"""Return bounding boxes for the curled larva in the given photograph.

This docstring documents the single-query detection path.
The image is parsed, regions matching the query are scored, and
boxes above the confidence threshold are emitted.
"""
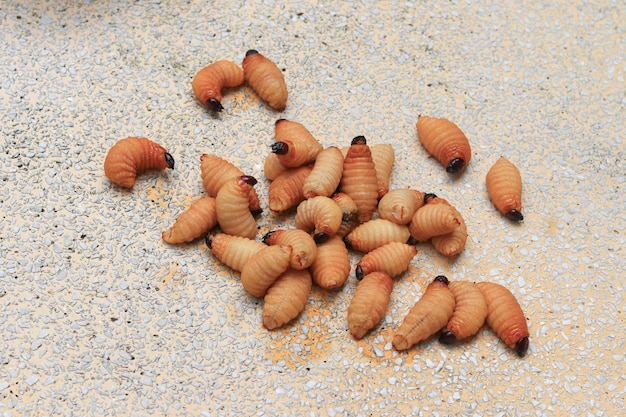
[408,203,461,242]
[263,152,288,181]
[191,60,244,112]
[200,153,261,215]
[104,137,175,189]
[241,245,292,298]
[263,229,317,270]
[424,194,468,257]
[302,146,344,199]
[439,281,488,345]
[309,235,351,290]
[392,275,456,351]
[268,164,313,214]
[242,49,288,111]
[331,192,359,238]
[477,281,530,357]
[347,271,394,340]
[271,139,311,168]
[416,115,471,173]
[162,197,218,244]
[294,196,343,243]
[205,233,266,272]
[377,188,425,225]
[370,143,395,199]
[215,175,259,239]
[486,156,524,221]
[263,268,312,330]
[343,218,411,253]
[355,242,417,280]
[340,136,379,223]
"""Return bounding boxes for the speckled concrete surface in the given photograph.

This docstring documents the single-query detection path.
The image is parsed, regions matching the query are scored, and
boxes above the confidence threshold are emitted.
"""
[0,1,624,416]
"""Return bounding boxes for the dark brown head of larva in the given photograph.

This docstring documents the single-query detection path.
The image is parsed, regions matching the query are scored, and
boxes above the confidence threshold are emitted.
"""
[516,336,529,357]
[313,232,329,244]
[423,193,438,204]
[355,265,365,280]
[433,275,449,286]
[261,231,275,244]
[270,142,289,155]
[205,233,215,249]
[446,158,466,173]
[164,153,175,169]
[239,175,257,186]
[206,98,224,113]
[438,329,457,345]
[351,136,367,146]
[245,49,259,57]
[506,209,524,222]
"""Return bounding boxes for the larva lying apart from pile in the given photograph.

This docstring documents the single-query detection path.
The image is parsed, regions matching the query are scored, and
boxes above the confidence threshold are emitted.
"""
[240,245,292,298]
[343,218,411,253]
[200,153,261,215]
[242,49,288,111]
[486,156,524,221]
[355,241,417,280]
[424,194,468,257]
[408,203,462,242]
[162,197,218,244]
[439,281,488,345]
[417,115,471,174]
[331,192,359,238]
[104,137,175,189]
[392,275,456,351]
[377,188,425,225]
[205,233,266,272]
[302,146,344,199]
[340,136,379,223]
[370,143,395,199]
[215,176,259,239]
[268,164,314,213]
[263,268,312,330]
[263,229,317,270]
[477,282,530,357]
[309,235,351,290]
[294,196,343,243]
[347,271,394,339]
[272,119,323,168]
[191,60,244,112]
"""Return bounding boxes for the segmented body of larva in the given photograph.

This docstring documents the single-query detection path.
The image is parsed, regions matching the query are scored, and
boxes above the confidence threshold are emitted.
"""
[377,189,425,225]
[271,139,312,168]
[241,245,293,298]
[294,196,343,243]
[347,271,394,339]
[205,233,266,272]
[302,147,344,199]
[242,49,288,111]
[343,218,411,253]
[416,115,471,173]
[340,136,379,223]
[104,137,175,189]
[392,276,456,351]
[263,268,312,330]
[263,229,317,270]
[331,192,359,238]
[486,156,524,221]
[355,241,417,280]
[215,176,259,239]
[439,281,488,344]
[268,164,314,213]
[191,60,244,112]
[408,203,461,242]
[263,152,288,181]
[162,197,218,244]
[370,143,395,199]
[477,282,530,357]
[424,194,468,257]
[200,153,261,215]
[309,235,351,290]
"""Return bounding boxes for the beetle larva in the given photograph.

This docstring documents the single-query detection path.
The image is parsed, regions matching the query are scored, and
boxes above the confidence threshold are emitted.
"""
[377,188,425,225]
[347,271,394,340]
[294,196,343,243]
[162,197,218,244]
[408,203,462,242]
[200,153,261,215]
[268,164,313,214]
[263,268,312,330]
[191,60,244,112]
[104,137,175,189]
[309,235,351,290]
[477,281,530,357]
[416,115,471,173]
[343,218,411,253]
[355,241,417,280]
[205,233,266,272]
[263,152,288,181]
[215,175,259,239]
[370,143,395,199]
[486,156,524,221]
[263,229,317,270]
[242,49,288,111]
[392,275,456,351]
[331,192,359,238]
[424,194,468,257]
[439,280,488,345]
[302,146,344,199]
[339,136,379,223]
[273,119,323,166]
[241,244,293,298]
